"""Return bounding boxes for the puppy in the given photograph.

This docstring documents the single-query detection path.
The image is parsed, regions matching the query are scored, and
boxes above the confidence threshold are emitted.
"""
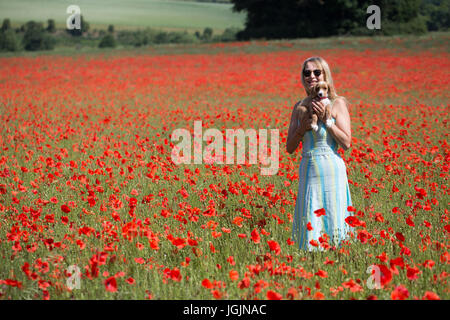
[297,81,331,131]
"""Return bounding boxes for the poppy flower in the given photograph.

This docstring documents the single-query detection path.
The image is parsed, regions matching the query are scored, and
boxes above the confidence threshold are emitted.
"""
[267,240,281,255]
[391,285,409,300]
[422,291,440,300]
[267,290,282,300]
[251,228,260,244]
[314,208,326,217]
[376,264,393,287]
[202,278,213,289]
[104,276,117,292]
[229,270,239,281]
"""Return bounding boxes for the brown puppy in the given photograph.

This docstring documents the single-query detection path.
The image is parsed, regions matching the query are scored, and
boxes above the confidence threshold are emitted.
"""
[297,81,331,131]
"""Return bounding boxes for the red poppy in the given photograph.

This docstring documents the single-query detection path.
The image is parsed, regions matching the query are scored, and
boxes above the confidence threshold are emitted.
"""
[422,291,440,300]
[376,264,393,287]
[391,285,409,300]
[238,277,250,289]
[267,240,281,255]
[104,276,117,292]
[345,216,362,227]
[229,270,239,281]
[314,208,326,217]
[309,240,319,247]
[251,228,260,244]
[406,266,421,280]
[395,232,405,242]
[315,269,328,278]
[267,290,282,300]
[202,278,213,289]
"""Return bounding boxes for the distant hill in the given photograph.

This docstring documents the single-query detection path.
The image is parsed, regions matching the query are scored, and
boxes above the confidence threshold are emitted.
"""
[0,0,245,32]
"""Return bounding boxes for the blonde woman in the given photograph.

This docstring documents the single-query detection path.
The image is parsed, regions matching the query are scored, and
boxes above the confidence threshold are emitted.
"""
[286,56,353,251]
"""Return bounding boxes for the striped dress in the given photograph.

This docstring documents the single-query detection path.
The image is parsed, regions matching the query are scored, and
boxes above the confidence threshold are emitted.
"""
[292,115,353,251]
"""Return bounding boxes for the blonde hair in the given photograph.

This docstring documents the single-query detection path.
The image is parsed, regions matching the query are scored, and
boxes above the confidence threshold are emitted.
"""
[301,56,338,100]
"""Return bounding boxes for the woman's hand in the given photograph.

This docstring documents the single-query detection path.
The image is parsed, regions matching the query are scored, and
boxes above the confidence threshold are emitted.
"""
[325,98,352,150]
[296,109,312,134]
[311,99,329,122]
[286,101,312,154]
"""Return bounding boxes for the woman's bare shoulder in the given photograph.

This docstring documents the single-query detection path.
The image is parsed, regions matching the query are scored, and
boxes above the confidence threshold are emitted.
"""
[332,96,349,110]
[332,96,349,107]
[331,96,350,118]
[292,98,307,110]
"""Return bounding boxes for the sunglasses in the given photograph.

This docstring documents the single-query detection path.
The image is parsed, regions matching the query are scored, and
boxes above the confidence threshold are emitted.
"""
[303,69,322,77]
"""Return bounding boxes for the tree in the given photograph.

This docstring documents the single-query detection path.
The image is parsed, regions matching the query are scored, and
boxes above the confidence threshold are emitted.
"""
[230,0,429,39]
[22,21,55,51]
[0,29,19,52]
[421,0,450,31]
[99,33,116,48]
[202,27,213,41]
[67,14,89,36]
[1,18,11,32]
[47,19,56,33]
[108,25,115,33]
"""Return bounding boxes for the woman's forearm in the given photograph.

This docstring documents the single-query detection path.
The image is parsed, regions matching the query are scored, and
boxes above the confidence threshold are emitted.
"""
[327,123,351,150]
[286,127,305,154]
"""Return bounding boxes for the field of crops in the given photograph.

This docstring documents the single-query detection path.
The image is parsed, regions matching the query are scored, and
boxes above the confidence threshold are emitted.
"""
[0,33,449,300]
[0,0,245,32]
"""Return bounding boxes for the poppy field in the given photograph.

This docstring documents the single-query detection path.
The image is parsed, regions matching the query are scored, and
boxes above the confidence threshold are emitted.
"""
[0,35,449,300]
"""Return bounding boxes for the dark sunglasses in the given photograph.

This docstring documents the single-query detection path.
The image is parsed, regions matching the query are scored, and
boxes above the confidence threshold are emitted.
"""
[303,69,322,77]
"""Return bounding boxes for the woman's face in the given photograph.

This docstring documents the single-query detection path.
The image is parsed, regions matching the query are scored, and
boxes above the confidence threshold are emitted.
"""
[303,61,325,92]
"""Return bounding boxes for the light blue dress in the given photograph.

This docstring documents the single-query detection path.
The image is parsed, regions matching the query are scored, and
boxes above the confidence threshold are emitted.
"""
[292,116,353,251]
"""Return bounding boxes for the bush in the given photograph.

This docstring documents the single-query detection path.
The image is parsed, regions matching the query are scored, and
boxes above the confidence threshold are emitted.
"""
[202,27,213,41]
[217,27,239,42]
[117,28,158,46]
[165,31,197,44]
[421,0,450,31]
[47,19,56,33]
[115,28,199,47]
[22,21,55,51]
[67,14,89,37]
[98,33,116,48]
[0,29,19,52]
[1,18,11,32]
[381,16,428,35]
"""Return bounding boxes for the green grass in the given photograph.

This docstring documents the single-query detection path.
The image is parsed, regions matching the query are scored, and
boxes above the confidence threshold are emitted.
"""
[0,32,448,301]
[1,31,448,59]
[0,0,246,32]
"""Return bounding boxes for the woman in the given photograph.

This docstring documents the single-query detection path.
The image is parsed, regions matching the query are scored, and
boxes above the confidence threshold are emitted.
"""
[286,56,353,251]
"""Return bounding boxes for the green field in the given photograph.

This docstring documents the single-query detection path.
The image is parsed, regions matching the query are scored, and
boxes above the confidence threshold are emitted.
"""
[0,0,246,32]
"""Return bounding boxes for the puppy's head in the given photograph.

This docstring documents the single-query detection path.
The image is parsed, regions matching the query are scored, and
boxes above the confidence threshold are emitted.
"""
[311,81,329,99]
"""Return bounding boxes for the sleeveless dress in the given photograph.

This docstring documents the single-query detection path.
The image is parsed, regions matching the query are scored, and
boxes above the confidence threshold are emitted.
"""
[292,113,353,251]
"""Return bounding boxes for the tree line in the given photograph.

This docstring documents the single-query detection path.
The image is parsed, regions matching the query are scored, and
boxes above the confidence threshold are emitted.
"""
[230,0,449,39]
[0,17,240,52]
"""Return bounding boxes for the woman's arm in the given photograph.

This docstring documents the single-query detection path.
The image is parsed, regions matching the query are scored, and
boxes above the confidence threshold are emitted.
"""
[325,97,352,150]
[286,101,312,154]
